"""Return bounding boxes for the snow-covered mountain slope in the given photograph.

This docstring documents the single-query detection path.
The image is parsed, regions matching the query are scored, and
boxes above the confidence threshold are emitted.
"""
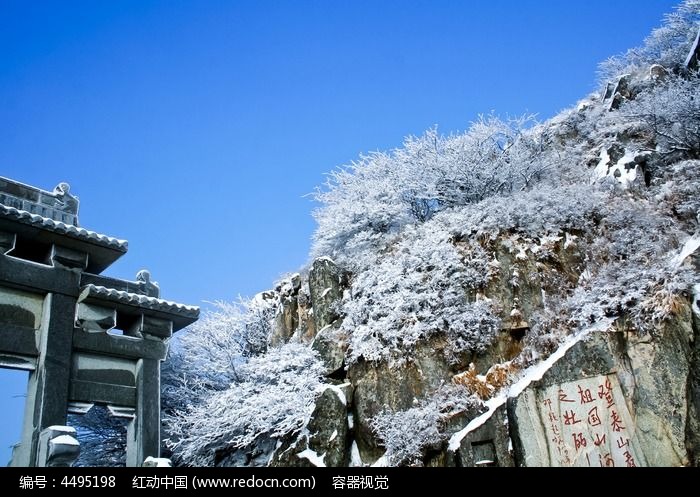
[162,1,700,467]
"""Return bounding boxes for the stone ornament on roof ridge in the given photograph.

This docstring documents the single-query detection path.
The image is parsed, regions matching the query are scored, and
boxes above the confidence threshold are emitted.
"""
[0,176,80,225]
[136,269,160,298]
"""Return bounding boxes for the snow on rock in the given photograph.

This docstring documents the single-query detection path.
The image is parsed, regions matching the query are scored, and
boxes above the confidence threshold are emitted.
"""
[593,147,648,187]
[297,448,326,467]
[673,235,700,268]
[349,441,364,467]
[563,232,578,250]
[371,453,389,467]
[329,429,338,442]
[320,384,348,406]
[593,147,611,179]
[447,318,614,452]
[576,100,592,112]
[142,456,173,467]
[613,149,640,184]
[692,284,700,319]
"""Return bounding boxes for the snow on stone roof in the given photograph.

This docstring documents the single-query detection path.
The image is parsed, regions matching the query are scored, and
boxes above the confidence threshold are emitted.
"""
[0,204,128,251]
[79,284,200,319]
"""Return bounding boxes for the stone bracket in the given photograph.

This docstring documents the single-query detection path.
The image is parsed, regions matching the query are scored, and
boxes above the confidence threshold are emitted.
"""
[37,426,80,467]
[139,314,172,340]
[51,245,88,270]
[0,231,16,254]
[75,302,117,333]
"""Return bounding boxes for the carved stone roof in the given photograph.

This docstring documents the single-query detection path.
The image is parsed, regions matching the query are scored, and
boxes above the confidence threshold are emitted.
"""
[0,205,128,251]
[0,176,79,225]
[79,284,200,320]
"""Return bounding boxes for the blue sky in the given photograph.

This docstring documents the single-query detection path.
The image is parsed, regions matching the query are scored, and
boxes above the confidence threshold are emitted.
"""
[0,0,679,464]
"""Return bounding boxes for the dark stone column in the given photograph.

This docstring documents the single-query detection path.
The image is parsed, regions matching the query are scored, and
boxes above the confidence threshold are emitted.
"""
[12,293,74,466]
[126,358,160,466]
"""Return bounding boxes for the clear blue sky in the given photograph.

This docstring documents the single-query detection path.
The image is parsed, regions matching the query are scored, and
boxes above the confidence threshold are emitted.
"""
[0,0,679,464]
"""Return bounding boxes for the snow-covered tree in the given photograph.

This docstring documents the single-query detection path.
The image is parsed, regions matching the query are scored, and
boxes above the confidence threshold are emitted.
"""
[599,0,700,79]
[312,115,555,270]
[162,295,276,411]
[372,384,477,465]
[69,407,128,467]
[620,74,700,159]
[165,343,324,466]
[342,220,500,365]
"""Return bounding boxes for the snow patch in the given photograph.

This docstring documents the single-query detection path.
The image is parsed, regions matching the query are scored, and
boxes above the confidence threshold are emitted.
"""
[297,448,326,467]
[684,28,700,67]
[673,235,700,268]
[349,441,363,467]
[143,456,172,467]
[329,430,338,442]
[371,453,389,467]
[51,435,79,446]
[593,147,648,187]
[323,384,348,406]
[564,232,578,250]
[538,235,562,246]
[576,100,592,112]
[47,425,76,435]
[593,147,611,179]
[692,284,700,320]
[609,149,640,186]
[321,287,332,298]
[447,318,614,452]
[251,291,272,306]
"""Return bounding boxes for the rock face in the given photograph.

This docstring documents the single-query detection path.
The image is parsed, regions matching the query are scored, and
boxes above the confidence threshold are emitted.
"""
[269,275,301,347]
[688,290,700,466]
[306,386,350,467]
[308,257,345,334]
[608,74,633,110]
[311,322,348,376]
[270,385,350,467]
[507,305,696,467]
[249,235,699,467]
[685,27,700,71]
[455,405,514,467]
[348,336,458,462]
[269,259,347,349]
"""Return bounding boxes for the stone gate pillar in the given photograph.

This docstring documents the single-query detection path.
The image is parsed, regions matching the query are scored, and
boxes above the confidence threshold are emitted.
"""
[126,358,160,466]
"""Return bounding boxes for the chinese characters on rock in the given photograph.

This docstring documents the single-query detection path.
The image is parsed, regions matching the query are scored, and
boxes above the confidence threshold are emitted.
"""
[540,375,639,467]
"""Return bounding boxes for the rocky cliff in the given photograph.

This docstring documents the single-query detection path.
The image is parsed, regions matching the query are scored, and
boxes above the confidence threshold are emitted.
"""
[219,231,698,467]
[164,6,700,467]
